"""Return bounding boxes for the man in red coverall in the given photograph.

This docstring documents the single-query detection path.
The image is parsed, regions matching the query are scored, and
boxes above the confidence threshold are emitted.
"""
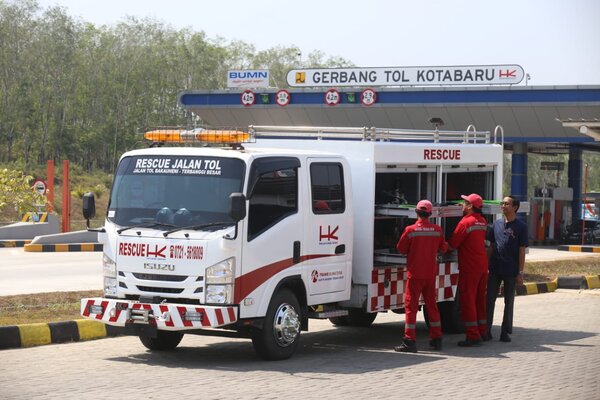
[448,193,489,347]
[394,200,448,353]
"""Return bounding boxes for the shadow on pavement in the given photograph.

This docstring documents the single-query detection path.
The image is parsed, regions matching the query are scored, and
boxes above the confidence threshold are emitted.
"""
[106,319,597,374]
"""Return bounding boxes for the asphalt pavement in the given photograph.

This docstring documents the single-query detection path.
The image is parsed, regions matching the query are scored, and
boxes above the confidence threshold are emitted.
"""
[0,290,598,399]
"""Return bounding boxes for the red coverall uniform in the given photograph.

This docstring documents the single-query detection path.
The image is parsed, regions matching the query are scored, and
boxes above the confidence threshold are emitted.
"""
[448,213,489,340]
[396,219,448,342]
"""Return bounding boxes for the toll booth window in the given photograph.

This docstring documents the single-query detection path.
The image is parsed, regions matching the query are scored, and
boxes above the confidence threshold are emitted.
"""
[248,168,298,240]
[310,163,345,214]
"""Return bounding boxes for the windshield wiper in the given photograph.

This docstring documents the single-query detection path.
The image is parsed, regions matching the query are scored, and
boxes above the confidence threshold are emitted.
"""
[163,222,234,237]
[117,221,177,234]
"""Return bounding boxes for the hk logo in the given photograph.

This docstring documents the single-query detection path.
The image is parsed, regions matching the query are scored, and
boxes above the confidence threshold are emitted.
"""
[311,270,319,283]
[319,225,339,241]
[147,245,166,258]
[499,69,517,78]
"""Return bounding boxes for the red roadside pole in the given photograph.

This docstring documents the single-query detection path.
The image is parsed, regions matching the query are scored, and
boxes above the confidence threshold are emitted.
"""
[47,160,54,212]
[62,160,70,233]
[581,163,588,246]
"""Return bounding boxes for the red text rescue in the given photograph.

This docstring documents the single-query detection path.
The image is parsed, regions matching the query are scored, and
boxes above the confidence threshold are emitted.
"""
[423,149,461,160]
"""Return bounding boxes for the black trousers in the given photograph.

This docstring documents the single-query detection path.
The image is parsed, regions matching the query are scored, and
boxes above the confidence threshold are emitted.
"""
[486,272,516,335]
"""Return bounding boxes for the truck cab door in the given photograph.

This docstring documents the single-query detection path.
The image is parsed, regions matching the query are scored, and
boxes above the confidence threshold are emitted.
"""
[304,159,352,300]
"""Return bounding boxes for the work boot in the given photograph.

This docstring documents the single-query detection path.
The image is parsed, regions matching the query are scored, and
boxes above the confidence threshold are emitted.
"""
[429,338,443,351]
[394,338,417,353]
[457,338,482,347]
[500,333,511,342]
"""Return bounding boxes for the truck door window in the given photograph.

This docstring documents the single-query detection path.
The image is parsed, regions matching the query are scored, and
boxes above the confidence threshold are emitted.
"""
[248,167,298,240]
[310,163,345,214]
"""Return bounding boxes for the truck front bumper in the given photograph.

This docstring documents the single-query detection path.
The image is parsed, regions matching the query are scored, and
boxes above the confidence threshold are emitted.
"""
[81,298,237,330]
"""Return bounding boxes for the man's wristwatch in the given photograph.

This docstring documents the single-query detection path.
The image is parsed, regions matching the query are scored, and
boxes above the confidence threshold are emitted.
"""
[518,271,524,275]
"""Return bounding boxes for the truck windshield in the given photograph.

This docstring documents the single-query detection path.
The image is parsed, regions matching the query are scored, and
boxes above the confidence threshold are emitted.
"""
[108,155,245,228]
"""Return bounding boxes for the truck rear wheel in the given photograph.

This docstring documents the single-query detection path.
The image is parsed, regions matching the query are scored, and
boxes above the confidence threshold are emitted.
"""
[139,331,184,351]
[252,288,301,361]
[438,296,465,334]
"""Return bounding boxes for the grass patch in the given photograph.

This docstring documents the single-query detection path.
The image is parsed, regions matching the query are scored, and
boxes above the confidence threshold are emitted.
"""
[0,258,599,326]
[524,257,600,283]
[0,290,102,326]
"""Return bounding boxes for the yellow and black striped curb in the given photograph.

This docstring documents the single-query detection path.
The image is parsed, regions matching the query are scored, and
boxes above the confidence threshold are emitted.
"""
[557,245,600,253]
[556,274,600,290]
[515,281,558,296]
[0,240,31,248]
[24,243,103,252]
[0,320,124,350]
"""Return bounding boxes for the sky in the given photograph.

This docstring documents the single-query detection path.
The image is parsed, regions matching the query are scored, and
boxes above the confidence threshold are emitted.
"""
[36,0,600,86]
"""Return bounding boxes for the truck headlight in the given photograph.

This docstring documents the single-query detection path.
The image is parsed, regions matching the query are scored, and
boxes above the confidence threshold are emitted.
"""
[103,254,117,278]
[102,254,117,296]
[205,285,233,304]
[206,257,235,304]
[104,277,118,296]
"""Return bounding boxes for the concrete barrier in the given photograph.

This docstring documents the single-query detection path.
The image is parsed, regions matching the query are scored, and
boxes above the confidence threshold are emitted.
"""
[30,230,98,244]
[0,213,59,240]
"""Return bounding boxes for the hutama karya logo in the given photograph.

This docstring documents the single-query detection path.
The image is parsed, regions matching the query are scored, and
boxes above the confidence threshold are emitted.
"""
[311,270,319,283]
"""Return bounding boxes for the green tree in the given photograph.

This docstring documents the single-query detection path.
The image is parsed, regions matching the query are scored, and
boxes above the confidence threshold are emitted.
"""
[0,168,46,215]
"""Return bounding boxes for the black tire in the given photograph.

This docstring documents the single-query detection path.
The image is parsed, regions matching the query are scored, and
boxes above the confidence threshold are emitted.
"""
[252,288,301,361]
[139,330,184,351]
[346,308,377,327]
[328,316,349,326]
[438,296,465,334]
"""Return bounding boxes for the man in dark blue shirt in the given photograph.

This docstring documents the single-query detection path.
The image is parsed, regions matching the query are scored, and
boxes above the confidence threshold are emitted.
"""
[485,195,528,343]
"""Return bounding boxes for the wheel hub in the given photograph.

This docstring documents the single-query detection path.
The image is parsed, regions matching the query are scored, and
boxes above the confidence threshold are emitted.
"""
[272,303,300,347]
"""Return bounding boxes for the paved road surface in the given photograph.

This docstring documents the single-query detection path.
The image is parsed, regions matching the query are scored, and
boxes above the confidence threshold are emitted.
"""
[1,290,598,399]
[0,248,102,295]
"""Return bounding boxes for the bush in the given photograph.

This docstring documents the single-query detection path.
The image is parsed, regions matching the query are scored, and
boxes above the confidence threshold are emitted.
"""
[0,168,46,216]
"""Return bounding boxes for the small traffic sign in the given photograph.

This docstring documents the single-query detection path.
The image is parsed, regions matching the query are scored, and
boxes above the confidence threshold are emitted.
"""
[324,89,340,106]
[241,90,256,107]
[361,88,377,106]
[33,179,47,196]
[275,90,291,106]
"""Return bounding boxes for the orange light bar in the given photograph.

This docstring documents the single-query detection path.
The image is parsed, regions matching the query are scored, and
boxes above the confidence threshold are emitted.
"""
[144,129,250,144]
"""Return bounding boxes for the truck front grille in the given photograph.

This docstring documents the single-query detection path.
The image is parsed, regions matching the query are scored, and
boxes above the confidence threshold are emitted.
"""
[136,286,184,294]
[133,273,187,282]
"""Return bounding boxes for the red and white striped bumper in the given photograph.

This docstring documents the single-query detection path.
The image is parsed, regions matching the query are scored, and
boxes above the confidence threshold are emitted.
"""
[81,298,237,330]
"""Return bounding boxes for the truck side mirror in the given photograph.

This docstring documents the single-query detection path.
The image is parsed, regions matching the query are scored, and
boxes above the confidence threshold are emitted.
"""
[229,192,246,222]
[82,192,96,228]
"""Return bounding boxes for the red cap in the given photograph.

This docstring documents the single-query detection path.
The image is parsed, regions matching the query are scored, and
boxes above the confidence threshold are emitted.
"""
[416,199,433,213]
[314,200,330,211]
[461,193,483,208]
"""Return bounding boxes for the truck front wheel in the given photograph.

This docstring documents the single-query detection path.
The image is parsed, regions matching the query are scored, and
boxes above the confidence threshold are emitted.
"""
[252,288,301,361]
[346,308,377,327]
[139,331,184,351]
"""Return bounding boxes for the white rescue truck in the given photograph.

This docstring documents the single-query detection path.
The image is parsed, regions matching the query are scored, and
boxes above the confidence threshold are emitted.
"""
[81,125,522,360]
